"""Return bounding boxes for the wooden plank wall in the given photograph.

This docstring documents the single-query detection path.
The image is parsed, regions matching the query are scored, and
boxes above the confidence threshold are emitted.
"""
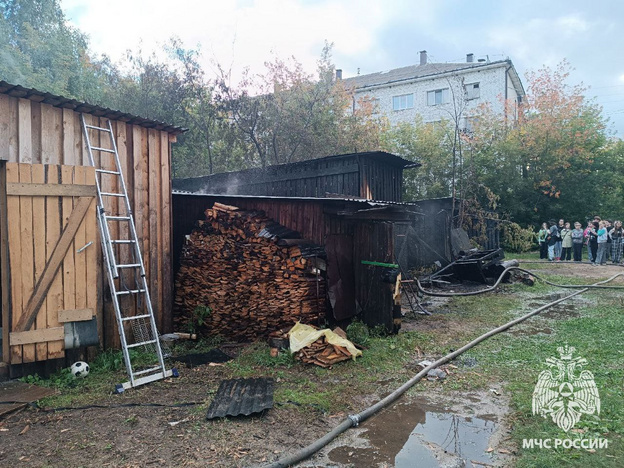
[0,95,174,354]
[353,221,395,330]
[173,154,405,201]
[171,194,398,331]
[359,160,402,202]
[4,163,97,364]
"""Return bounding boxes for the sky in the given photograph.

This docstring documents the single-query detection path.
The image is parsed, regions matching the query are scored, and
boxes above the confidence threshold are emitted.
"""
[61,0,624,137]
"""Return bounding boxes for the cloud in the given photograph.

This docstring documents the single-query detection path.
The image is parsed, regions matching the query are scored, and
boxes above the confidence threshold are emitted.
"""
[59,0,624,136]
[61,0,413,82]
[486,14,596,68]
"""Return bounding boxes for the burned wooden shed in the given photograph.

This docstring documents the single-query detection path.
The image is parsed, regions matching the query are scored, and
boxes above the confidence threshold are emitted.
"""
[173,193,415,334]
[0,81,184,377]
[409,197,500,265]
[173,151,420,202]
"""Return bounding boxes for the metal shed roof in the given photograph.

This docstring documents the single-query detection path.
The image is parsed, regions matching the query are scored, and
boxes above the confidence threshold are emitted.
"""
[172,190,416,207]
[0,80,187,135]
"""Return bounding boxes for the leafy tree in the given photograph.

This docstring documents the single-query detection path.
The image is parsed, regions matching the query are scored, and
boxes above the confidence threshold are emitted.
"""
[0,0,101,98]
[468,60,608,225]
[380,116,454,200]
[216,44,384,169]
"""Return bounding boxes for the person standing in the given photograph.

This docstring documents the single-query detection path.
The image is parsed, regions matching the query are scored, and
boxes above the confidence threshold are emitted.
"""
[584,221,595,263]
[588,221,599,263]
[561,222,573,261]
[571,222,584,262]
[610,220,624,264]
[547,220,559,261]
[554,219,565,261]
[605,220,613,261]
[595,221,608,265]
[538,222,549,259]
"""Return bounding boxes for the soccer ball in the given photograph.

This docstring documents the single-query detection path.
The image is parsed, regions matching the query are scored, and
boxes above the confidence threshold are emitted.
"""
[70,361,90,378]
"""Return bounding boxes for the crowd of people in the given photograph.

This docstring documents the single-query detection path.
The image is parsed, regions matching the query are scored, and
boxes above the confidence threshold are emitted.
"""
[537,217,624,265]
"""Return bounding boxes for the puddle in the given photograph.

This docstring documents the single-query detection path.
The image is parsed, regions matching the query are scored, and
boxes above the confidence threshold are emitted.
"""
[328,401,497,467]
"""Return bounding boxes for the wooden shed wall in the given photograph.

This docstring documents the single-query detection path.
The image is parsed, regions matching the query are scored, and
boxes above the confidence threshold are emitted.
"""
[0,94,174,350]
[172,194,398,330]
[173,154,406,202]
[359,159,403,202]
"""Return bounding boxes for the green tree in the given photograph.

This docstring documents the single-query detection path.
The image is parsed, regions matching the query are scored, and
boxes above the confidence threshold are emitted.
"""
[380,117,454,201]
[468,60,608,225]
[0,0,101,98]
[216,44,384,169]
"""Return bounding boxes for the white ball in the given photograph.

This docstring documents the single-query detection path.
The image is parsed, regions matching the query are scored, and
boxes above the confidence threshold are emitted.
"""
[70,361,90,378]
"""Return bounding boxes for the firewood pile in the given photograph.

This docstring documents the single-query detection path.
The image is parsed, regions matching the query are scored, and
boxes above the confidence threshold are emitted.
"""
[294,338,353,368]
[289,325,359,368]
[174,203,326,341]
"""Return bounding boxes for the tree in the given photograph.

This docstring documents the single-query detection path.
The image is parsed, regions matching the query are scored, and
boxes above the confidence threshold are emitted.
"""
[0,0,102,98]
[381,117,454,200]
[467,60,608,225]
[216,44,384,169]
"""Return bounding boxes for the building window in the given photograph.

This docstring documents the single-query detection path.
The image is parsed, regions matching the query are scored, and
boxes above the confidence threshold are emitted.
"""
[465,82,480,100]
[358,96,380,114]
[427,88,450,106]
[426,120,443,130]
[463,116,479,133]
[392,94,414,111]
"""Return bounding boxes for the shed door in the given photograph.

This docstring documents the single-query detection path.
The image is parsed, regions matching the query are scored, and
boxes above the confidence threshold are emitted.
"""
[2,163,97,365]
[326,235,356,321]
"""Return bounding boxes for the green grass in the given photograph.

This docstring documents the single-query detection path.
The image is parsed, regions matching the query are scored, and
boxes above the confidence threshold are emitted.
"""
[453,285,624,466]
[21,259,623,466]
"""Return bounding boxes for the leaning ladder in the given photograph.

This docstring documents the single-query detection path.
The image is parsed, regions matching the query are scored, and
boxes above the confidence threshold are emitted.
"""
[81,115,175,392]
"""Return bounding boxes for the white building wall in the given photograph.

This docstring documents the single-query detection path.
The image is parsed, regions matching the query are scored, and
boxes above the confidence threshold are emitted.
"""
[353,64,511,128]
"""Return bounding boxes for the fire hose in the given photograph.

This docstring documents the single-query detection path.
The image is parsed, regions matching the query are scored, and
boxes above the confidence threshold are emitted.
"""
[257,268,624,468]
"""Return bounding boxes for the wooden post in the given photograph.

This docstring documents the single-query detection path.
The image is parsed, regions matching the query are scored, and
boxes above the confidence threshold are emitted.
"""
[0,161,10,362]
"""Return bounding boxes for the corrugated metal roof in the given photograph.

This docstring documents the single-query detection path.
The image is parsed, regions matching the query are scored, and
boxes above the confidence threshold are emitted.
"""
[172,191,416,207]
[206,378,274,419]
[0,81,187,135]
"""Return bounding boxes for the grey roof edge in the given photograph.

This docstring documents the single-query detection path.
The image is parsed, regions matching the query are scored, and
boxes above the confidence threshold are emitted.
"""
[0,80,187,135]
[172,190,418,207]
[344,59,520,93]
[504,60,526,97]
[172,151,421,187]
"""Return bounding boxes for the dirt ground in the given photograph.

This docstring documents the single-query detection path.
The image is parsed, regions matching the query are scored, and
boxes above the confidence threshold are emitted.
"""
[0,260,621,468]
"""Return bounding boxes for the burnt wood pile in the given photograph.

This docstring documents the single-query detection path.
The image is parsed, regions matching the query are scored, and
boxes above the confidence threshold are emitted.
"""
[174,203,326,341]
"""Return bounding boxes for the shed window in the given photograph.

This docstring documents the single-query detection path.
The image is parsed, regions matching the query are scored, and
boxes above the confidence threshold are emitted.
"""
[392,94,414,111]
[427,88,450,106]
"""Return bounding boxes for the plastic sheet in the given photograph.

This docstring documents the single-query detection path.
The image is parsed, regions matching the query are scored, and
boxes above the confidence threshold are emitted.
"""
[288,322,362,359]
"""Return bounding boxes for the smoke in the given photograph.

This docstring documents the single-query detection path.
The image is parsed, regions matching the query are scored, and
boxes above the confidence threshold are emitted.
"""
[225,176,240,195]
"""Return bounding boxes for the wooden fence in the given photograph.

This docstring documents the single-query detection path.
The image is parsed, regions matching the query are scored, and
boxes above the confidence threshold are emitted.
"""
[1,162,97,364]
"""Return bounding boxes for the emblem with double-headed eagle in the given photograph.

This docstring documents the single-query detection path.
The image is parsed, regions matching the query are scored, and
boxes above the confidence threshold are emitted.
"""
[532,345,600,432]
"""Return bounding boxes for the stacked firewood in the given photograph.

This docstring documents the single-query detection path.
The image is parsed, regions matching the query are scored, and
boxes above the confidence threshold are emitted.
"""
[293,338,353,368]
[173,203,326,341]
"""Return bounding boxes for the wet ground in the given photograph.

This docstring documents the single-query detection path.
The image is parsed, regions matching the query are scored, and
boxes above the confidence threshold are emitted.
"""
[300,388,513,468]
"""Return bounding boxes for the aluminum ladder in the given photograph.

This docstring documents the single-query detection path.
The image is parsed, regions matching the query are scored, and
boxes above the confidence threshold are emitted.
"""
[80,115,176,392]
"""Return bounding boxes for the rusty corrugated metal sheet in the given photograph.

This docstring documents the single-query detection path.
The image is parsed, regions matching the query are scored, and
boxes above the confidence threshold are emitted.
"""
[206,378,274,419]
[0,80,186,135]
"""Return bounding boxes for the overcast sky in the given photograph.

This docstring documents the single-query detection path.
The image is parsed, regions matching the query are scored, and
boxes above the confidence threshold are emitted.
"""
[61,0,624,137]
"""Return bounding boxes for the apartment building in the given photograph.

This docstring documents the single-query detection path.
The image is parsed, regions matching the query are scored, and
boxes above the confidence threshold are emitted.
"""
[340,51,525,130]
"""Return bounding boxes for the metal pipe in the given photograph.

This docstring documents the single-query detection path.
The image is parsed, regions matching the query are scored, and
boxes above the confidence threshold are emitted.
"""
[257,271,624,468]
